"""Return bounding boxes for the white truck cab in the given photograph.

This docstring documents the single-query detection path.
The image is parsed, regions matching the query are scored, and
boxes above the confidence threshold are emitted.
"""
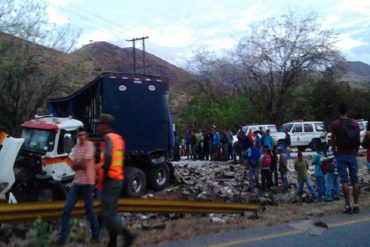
[1,115,83,201]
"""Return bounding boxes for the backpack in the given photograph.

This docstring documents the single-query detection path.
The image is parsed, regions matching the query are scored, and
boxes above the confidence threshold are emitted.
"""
[262,153,271,168]
[337,118,360,149]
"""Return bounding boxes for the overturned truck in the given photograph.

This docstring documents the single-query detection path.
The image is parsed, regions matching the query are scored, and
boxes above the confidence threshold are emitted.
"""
[1,73,175,201]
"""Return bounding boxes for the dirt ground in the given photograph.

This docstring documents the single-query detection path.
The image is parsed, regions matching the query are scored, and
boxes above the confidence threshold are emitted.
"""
[1,155,369,247]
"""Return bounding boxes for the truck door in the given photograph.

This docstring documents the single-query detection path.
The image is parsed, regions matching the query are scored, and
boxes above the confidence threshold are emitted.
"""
[292,124,303,146]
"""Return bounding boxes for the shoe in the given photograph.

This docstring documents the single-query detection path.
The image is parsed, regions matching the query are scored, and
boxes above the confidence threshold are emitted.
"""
[334,197,340,201]
[342,206,352,214]
[324,199,332,203]
[353,206,360,214]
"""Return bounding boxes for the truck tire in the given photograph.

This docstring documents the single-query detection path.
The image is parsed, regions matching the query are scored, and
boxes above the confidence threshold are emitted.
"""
[123,166,147,197]
[298,146,306,152]
[147,163,170,191]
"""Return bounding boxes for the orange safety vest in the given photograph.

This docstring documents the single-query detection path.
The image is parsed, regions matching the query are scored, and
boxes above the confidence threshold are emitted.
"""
[97,133,125,186]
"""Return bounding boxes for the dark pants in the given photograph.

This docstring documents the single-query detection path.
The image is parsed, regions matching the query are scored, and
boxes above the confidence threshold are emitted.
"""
[261,169,271,191]
[101,179,133,246]
[270,164,278,186]
[59,184,99,241]
[228,143,233,160]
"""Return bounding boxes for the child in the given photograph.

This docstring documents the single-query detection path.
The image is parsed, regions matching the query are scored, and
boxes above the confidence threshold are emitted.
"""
[260,147,272,191]
[294,152,317,201]
[312,147,325,202]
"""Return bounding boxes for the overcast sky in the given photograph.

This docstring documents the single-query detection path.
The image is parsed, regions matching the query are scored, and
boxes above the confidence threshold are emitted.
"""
[45,0,370,66]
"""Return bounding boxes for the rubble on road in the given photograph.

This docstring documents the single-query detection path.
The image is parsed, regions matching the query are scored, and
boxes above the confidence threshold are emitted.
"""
[172,161,300,205]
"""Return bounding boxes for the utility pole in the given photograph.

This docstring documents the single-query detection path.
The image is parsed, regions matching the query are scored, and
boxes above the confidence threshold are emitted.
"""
[126,36,149,74]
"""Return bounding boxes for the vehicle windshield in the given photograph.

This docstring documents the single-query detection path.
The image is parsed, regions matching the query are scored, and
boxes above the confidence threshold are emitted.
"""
[21,128,55,153]
[282,124,293,132]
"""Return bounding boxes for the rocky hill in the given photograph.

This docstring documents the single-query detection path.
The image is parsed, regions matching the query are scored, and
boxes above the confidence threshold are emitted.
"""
[73,42,194,115]
[332,61,370,87]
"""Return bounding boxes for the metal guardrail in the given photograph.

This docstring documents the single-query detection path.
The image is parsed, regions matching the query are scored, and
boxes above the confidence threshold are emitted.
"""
[0,198,260,223]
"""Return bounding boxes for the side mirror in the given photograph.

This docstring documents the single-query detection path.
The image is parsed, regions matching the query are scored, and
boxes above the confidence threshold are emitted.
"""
[63,134,73,154]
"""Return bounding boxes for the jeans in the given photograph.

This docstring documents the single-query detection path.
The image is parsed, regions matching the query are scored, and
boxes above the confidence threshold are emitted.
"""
[249,166,259,190]
[336,154,358,184]
[325,173,340,201]
[315,176,324,201]
[297,177,317,199]
[59,184,99,241]
[280,172,289,192]
[191,145,197,160]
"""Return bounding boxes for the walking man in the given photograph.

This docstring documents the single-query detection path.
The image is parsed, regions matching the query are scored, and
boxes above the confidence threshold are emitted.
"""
[330,103,361,214]
[97,114,135,247]
[57,128,100,245]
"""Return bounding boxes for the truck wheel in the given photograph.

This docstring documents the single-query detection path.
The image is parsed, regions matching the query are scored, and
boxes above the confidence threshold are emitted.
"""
[298,146,306,152]
[123,166,147,197]
[148,163,170,191]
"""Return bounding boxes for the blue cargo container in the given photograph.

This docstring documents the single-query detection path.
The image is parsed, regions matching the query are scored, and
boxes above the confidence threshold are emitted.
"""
[48,72,175,196]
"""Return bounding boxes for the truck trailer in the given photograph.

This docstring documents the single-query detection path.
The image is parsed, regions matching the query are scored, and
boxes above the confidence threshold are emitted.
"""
[0,72,175,201]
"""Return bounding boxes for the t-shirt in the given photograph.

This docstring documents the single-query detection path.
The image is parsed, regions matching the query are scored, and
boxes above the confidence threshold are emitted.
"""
[71,140,96,185]
[330,118,359,155]
[294,159,309,180]
[312,152,324,177]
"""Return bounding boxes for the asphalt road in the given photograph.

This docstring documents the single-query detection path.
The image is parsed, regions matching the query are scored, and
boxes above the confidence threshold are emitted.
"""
[153,210,370,247]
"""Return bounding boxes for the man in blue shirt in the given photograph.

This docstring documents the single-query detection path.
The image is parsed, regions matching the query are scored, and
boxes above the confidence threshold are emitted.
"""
[263,129,275,150]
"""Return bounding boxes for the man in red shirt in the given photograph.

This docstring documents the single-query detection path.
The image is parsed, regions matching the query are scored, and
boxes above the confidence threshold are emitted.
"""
[330,103,361,214]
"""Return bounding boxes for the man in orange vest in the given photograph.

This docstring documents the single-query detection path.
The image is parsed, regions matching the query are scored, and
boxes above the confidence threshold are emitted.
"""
[96,114,135,247]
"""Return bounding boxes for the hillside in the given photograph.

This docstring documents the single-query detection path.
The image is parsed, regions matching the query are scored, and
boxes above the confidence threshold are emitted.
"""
[73,42,194,115]
[332,61,370,87]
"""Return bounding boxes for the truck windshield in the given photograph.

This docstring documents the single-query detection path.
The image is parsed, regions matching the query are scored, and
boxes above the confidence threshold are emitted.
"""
[22,128,55,153]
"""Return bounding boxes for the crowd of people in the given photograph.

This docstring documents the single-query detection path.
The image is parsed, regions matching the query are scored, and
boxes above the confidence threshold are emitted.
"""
[178,103,370,214]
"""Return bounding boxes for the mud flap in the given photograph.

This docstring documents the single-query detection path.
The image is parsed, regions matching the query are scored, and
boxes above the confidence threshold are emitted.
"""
[0,134,24,196]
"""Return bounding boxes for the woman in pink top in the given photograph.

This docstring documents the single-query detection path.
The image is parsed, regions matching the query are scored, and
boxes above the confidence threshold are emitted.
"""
[57,129,100,245]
